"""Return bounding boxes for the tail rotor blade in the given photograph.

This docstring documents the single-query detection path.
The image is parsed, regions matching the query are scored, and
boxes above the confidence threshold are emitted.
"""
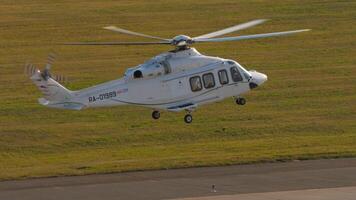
[47,53,56,64]
[45,53,56,70]
[54,74,68,84]
[31,64,36,75]
[24,64,38,77]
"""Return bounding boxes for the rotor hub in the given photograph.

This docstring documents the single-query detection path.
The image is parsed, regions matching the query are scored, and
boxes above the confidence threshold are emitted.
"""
[171,35,193,47]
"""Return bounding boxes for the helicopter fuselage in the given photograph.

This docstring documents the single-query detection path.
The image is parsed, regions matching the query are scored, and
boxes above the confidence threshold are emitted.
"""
[28,47,267,124]
[67,48,267,112]
[27,18,310,122]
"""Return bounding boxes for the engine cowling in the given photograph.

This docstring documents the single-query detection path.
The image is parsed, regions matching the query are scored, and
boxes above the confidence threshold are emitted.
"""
[125,61,171,80]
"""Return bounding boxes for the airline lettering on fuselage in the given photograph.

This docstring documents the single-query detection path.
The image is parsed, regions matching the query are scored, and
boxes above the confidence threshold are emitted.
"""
[116,88,128,94]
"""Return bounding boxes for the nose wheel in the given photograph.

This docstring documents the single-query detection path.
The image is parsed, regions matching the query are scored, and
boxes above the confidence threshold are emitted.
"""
[184,114,193,123]
[235,97,246,105]
[152,110,160,120]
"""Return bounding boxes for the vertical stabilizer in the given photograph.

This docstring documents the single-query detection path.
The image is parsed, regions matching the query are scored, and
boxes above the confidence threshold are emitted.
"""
[29,68,72,102]
[25,63,84,110]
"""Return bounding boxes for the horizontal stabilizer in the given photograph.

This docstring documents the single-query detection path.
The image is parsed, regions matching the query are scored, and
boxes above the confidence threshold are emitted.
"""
[38,98,85,110]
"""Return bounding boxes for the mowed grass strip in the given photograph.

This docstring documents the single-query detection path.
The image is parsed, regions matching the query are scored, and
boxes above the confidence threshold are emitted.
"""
[0,0,355,180]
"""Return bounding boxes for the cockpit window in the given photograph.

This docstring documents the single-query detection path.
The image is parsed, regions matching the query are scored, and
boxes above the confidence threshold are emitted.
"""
[190,76,202,92]
[227,60,236,65]
[230,67,243,82]
[242,71,251,80]
[237,64,252,80]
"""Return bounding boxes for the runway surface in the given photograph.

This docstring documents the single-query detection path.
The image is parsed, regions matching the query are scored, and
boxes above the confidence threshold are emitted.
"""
[1,158,356,200]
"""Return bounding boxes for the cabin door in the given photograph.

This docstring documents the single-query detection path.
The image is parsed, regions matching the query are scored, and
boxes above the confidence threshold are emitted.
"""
[169,77,187,99]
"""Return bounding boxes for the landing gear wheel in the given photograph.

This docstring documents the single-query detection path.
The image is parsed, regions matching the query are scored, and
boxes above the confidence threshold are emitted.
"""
[184,114,193,124]
[236,98,246,105]
[152,111,160,120]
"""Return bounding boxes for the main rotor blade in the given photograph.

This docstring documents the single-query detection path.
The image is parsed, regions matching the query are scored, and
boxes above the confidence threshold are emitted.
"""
[193,19,268,39]
[63,41,171,46]
[194,29,310,43]
[104,26,170,41]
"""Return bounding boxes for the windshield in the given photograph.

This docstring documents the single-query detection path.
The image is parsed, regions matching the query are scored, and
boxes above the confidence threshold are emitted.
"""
[237,64,252,80]
[227,60,252,80]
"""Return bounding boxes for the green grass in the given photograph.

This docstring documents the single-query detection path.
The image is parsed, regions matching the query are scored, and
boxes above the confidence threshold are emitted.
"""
[0,0,355,180]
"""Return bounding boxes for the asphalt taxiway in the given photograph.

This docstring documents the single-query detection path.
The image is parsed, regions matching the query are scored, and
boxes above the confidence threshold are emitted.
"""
[1,158,356,200]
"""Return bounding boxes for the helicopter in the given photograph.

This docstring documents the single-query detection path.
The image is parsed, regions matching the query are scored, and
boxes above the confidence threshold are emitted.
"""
[25,19,309,123]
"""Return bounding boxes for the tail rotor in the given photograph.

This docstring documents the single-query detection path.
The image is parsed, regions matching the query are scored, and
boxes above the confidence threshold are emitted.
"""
[24,53,68,84]
[25,54,75,106]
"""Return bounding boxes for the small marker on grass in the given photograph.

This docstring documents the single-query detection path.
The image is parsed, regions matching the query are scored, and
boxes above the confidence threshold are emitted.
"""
[211,184,217,193]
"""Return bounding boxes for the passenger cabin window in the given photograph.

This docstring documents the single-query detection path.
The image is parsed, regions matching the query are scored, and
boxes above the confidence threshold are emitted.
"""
[202,73,215,89]
[230,67,243,82]
[218,70,229,85]
[190,76,202,92]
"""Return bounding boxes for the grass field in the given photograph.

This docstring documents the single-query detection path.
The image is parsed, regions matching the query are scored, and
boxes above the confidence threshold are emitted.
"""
[0,0,355,180]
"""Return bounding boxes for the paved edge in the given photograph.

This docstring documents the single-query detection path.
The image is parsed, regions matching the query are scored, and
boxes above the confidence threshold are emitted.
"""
[1,158,355,191]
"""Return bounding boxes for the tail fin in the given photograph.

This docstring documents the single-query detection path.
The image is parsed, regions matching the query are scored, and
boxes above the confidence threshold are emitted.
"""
[25,61,85,110]
[26,64,72,101]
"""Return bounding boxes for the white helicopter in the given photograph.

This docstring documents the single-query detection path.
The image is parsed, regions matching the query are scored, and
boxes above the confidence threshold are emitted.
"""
[26,19,309,123]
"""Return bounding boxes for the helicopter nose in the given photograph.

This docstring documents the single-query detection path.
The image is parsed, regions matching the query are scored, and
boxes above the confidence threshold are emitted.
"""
[249,71,268,89]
